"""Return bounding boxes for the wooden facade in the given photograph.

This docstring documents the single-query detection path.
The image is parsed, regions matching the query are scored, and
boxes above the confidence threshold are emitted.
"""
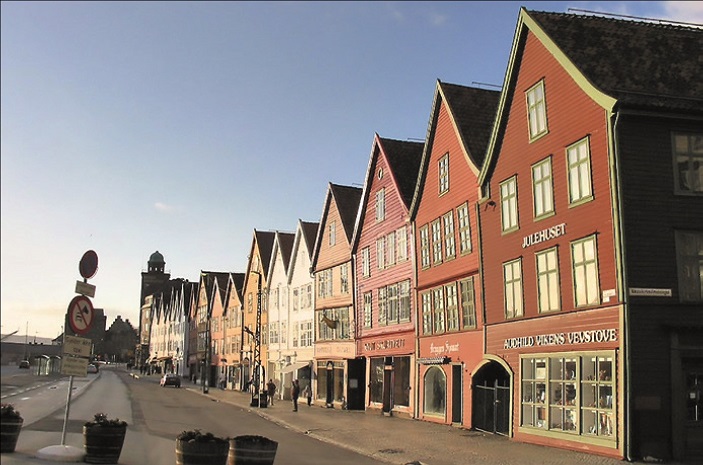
[410,81,499,426]
[352,134,423,417]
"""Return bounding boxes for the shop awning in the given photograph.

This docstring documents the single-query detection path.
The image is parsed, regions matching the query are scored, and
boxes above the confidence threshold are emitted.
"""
[418,356,450,365]
[157,356,172,361]
[280,361,309,374]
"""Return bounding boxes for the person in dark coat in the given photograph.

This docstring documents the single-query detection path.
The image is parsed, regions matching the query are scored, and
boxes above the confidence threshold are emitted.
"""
[291,379,300,412]
[266,379,276,406]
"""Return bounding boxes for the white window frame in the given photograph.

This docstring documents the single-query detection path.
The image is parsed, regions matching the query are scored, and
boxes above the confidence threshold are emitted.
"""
[420,225,431,269]
[571,235,600,307]
[567,137,594,205]
[376,188,386,222]
[673,133,703,194]
[443,211,456,259]
[536,247,560,313]
[431,219,443,265]
[376,236,386,270]
[526,80,548,140]
[504,258,523,319]
[439,153,450,195]
[457,202,472,254]
[361,247,371,278]
[500,176,519,232]
[532,157,554,219]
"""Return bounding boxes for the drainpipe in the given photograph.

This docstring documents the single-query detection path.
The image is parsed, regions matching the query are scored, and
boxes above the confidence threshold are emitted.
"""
[610,110,633,461]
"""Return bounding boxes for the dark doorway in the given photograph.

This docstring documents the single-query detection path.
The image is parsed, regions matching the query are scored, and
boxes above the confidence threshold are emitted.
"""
[382,357,393,414]
[347,358,366,410]
[472,361,511,435]
[452,364,463,424]
[326,361,334,407]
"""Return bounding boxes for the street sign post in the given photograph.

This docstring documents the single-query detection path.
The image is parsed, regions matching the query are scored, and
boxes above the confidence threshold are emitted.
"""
[75,280,96,298]
[63,335,92,358]
[67,295,94,335]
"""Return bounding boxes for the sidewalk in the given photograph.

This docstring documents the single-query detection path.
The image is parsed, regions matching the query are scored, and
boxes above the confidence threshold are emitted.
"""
[189,386,641,465]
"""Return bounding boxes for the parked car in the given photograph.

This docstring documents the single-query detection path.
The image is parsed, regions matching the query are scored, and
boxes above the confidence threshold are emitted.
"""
[87,364,99,374]
[160,373,181,388]
[18,360,30,369]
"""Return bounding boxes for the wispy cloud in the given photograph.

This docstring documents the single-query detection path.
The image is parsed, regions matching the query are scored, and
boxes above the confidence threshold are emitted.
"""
[428,11,448,27]
[154,202,177,213]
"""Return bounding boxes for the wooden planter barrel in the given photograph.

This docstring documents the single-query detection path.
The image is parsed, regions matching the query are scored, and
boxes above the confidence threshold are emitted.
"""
[0,418,23,453]
[228,435,278,465]
[83,425,127,464]
[176,438,229,465]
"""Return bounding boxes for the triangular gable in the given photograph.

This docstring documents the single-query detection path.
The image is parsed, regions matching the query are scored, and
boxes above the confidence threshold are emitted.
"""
[267,230,295,289]
[351,133,423,252]
[288,219,320,283]
[311,183,362,270]
[410,80,500,218]
[243,229,276,293]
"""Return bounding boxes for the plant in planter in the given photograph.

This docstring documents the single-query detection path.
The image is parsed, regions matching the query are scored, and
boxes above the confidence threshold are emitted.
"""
[176,429,229,465]
[0,403,24,453]
[83,413,128,464]
[229,435,278,465]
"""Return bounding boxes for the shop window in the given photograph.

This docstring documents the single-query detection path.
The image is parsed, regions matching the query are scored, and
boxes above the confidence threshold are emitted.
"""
[526,80,548,140]
[566,138,593,205]
[423,366,446,416]
[675,230,703,301]
[673,133,703,194]
[520,353,616,441]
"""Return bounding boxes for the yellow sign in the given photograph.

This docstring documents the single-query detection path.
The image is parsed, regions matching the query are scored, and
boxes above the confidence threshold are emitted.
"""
[61,356,89,377]
[63,335,92,357]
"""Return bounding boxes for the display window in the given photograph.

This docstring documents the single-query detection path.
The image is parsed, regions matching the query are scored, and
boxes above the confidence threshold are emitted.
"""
[520,352,616,442]
[423,366,446,416]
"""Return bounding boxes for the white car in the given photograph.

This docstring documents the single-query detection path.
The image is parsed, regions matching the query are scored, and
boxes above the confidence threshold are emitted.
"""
[87,364,99,374]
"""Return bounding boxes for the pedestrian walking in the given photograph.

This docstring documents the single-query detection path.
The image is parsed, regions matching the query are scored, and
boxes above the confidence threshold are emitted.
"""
[266,379,277,406]
[291,379,300,411]
[303,383,312,407]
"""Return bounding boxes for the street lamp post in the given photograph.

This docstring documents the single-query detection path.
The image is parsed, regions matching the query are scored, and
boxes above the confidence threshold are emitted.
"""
[246,270,264,407]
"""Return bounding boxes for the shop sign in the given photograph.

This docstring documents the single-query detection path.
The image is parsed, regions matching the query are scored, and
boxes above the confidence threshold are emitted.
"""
[363,338,406,352]
[429,341,460,355]
[503,328,618,350]
[522,223,566,248]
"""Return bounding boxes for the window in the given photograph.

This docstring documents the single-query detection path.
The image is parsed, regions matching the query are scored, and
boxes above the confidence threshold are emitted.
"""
[399,280,411,322]
[292,324,299,348]
[567,138,593,205]
[423,367,446,416]
[459,277,476,329]
[369,358,384,404]
[533,157,554,218]
[420,225,431,269]
[378,287,387,326]
[363,292,372,328]
[445,283,459,332]
[329,221,336,246]
[675,230,703,301]
[526,80,548,140]
[280,321,287,344]
[387,232,396,267]
[387,283,399,324]
[397,227,408,261]
[439,153,450,195]
[432,288,445,333]
[431,219,443,265]
[376,237,386,270]
[500,176,519,232]
[504,259,523,318]
[340,263,349,294]
[421,292,432,335]
[443,212,456,259]
[393,356,411,407]
[572,235,600,307]
[301,321,313,347]
[536,247,560,312]
[292,288,299,312]
[457,203,472,254]
[521,353,616,441]
[376,188,386,222]
[674,133,703,194]
[361,247,371,277]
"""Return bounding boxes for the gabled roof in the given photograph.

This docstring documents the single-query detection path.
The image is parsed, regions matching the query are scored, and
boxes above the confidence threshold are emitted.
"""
[224,272,245,316]
[200,271,231,316]
[352,134,423,251]
[479,8,703,185]
[268,230,295,288]
[301,220,320,256]
[288,219,320,283]
[527,10,703,113]
[410,81,500,218]
[243,229,276,292]
[311,183,362,270]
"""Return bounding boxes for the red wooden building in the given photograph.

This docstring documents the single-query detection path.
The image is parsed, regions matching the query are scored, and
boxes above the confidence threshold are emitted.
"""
[351,134,423,417]
[410,81,499,426]
[478,9,702,461]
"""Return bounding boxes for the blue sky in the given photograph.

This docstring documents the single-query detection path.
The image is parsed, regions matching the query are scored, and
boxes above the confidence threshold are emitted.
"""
[2,1,701,338]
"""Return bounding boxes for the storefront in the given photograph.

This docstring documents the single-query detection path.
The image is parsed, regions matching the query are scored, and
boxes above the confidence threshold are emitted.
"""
[359,331,414,416]
[483,306,622,458]
[314,340,361,409]
[416,330,483,426]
